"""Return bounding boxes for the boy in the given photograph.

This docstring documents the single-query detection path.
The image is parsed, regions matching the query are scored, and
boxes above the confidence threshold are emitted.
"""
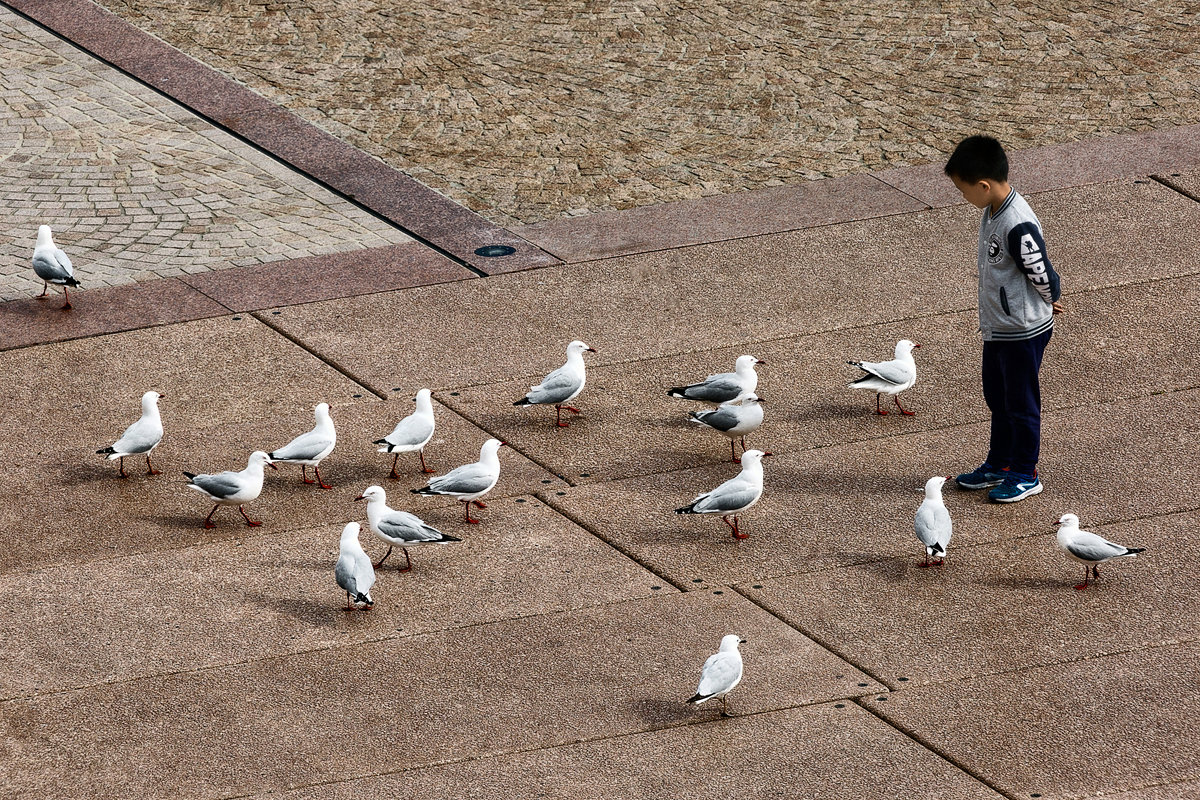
[945,135,1063,502]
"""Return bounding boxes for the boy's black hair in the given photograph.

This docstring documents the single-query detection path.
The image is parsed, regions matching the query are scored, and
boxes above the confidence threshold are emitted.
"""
[944,135,1009,183]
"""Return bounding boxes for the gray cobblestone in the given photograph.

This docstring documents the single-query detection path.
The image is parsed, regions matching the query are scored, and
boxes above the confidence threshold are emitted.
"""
[1,9,411,301]
[95,0,1200,227]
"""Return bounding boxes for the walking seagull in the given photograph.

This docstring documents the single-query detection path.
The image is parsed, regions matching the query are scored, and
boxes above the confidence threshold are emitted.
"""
[513,340,596,427]
[687,634,746,716]
[356,485,461,571]
[184,450,277,529]
[914,476,953,567]
[32,225,80,309]
[412,438,505,524]
[97,391,165,477]
[847,339,919,415]
[270,402,336,489]
[335,522,376,610]
[374,389,436,477]
[688,393,765,463]
[676,449,771,539]
[668,355,763,404]
[1054,513,1145,590]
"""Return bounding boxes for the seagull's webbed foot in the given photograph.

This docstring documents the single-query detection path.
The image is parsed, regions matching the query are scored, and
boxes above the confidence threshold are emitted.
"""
[315,467,333,490]
[894,395,916,416]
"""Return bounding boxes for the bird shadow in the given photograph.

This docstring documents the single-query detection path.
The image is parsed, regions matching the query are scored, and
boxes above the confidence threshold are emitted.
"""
[143,512,209,529]
[57,461,136,487]
[629,695,698,726]
[791,401,866,425]
[242,590,346,628]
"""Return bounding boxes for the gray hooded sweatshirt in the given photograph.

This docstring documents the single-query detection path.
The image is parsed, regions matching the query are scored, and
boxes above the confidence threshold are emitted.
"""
[976,189,1061,342]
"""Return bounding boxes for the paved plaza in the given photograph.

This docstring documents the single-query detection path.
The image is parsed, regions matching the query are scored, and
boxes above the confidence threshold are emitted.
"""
[2,1,1200,798]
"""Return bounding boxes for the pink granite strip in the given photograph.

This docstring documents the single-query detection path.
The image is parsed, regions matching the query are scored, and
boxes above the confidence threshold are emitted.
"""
[179,242,476,312]
[517,174,926,262]
[878,124,1200,207]
[0,278,228,351]
[5,0,558,275]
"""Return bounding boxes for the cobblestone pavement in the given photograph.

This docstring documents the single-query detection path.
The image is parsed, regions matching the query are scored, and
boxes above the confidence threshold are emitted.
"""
[94,0,1200,226]
[0,9,411,301]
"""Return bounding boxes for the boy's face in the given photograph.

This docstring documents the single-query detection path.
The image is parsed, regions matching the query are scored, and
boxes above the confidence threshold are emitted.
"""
[950,175,994,209]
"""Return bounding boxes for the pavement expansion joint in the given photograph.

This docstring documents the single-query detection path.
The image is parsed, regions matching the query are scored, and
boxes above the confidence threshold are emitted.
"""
[1150,173,1200,205]
[251,310,388,400]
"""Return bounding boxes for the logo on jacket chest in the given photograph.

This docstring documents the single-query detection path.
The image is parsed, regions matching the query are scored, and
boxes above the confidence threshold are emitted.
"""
[986,233,1003,264]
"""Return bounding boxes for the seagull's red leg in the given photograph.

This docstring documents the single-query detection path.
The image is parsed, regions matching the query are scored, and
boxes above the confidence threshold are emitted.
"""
[301,465,315,485]
[118,457,128,478]
[315,465,332,490]
[373,545,393,569]
[204,504,219,529]
[918,552,931,568]
[473,500,488,509]
[399,549,413,573]
[388,454,400,480]
[39,281,48,298]
[1092,564,1101,584]
[894,395,916,416]
[730,439,740,463]
[146,454,161,475]
[239,505,263,527]
[564,406,581,414]
[875,393,888,416]
[61,286,72,310]
[554,405,569,427]
[728,515,748,540]
[464,500,481,524]
[1074,566,1090,591]
[419,450,434,474]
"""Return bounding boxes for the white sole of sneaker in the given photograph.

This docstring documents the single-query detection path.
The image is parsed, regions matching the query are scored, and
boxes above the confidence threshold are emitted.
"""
[991,483,1044,503]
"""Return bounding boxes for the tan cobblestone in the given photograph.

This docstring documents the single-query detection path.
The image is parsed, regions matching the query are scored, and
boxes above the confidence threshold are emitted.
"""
[0,9,411,301]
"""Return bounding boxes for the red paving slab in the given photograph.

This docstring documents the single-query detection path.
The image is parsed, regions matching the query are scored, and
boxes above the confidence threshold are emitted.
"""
[745,510,1196,689]
[867,640,1200,800]
[0,503,667,699]
[255,703,1006,800]
[0,591,883,800]
[0,278,228,352]
[517,174,927,262]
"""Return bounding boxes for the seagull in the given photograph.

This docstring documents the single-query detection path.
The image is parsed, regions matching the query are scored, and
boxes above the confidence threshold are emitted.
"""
[335,521,375,610]
[688,393,765,463]
[687,634,746,716]
[668,355,763,404]
[513,340,596,427]
[676,449,771,539]
[412,438,505,524]
[270,402,336,489]
[184,450,277,529]
[96,391,165,477]
[1054,513,1145,591]
[356,485,461,571]
[914,476,953,567]
[374,389,436,477]
[847,339,920,415]
[32,225,81,310]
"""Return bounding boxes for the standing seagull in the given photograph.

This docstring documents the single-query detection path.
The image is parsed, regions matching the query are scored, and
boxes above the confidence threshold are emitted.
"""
[374,388,436,477]
[676,449,771,539]
[687,634,746,716]
[335,521,376,610]
[184,450,277,529]
[847,339,920,416]
[412,438,505,524]
[1055,513,1145,591]
[914,476,953,567]
[513,340,596,427]
[356,485,461,571]
[32,225,81,310]
[668,355,763,404]
[270,402,337,489]
[96,390,165,478]
[688,393,765,463]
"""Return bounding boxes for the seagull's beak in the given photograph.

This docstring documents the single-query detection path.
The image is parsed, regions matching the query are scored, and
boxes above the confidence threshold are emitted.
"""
[499,441,508,446]
[586,347,596,352]
[762,451,774,457]
[158,392,167,399]
[354,494,366,501]
[756,359,767,366]
[755,396,766,403]
[913,343,922,348]
[267,460,279,470]
[739,638,747,644]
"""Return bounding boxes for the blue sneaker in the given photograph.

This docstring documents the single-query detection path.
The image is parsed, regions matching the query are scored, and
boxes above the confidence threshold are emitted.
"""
[988,471,1043,503]
[955,463,1007,490]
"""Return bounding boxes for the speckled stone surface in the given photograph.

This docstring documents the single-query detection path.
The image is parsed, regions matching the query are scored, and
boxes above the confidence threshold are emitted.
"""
[250,703,1006,800]
[0,590,882,799]
[867,641,1200,800]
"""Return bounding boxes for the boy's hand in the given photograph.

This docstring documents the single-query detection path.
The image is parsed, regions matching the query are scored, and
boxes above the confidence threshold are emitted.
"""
[1052,301,1065,314]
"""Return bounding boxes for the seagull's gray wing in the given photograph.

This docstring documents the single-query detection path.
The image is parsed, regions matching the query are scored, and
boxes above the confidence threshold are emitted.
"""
[696,651,741,697]
[191,471,242,499]
[271,432,334,461]
[32,250,73,283]
[378,510,445,543]
[430,462,493,495]
[1067,536,1130,563]
[525,366,581,404]
[112,418,162,455]
[691,405,741,432]
[914,504,951,548]
[854,358,912,386]
[693,478,758,513]
[684,376,742,402]
[385,414,434,449]
[335,553,358,596]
